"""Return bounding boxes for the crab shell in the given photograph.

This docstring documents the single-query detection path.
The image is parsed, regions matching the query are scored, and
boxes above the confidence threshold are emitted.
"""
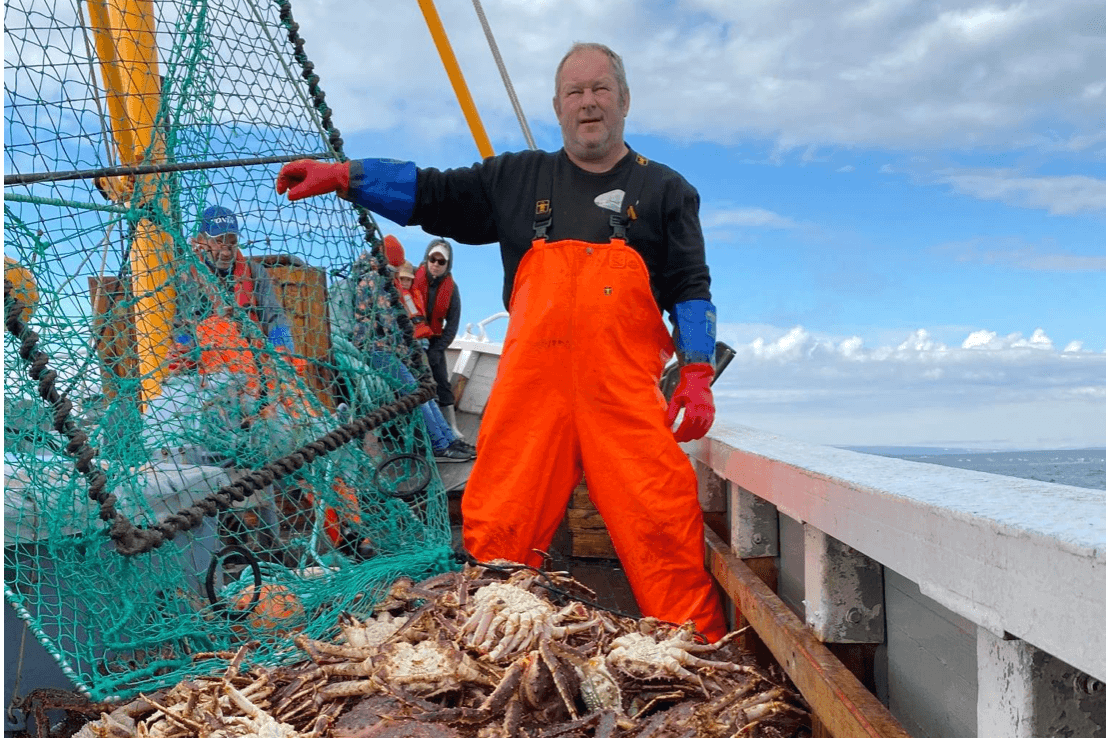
[459,582,597,662]
[378,640,495,696]
[606,629,745,682]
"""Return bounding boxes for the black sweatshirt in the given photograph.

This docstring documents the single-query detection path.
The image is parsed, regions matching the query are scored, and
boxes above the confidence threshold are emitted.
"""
[408,148,711,315]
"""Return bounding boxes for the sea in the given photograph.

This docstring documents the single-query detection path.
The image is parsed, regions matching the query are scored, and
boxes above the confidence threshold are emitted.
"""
[843,447,1106,491]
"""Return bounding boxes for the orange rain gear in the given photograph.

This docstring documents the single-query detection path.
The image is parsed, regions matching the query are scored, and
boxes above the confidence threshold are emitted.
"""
[169,316,311,412]
[461,236,727,642]
[194,316,261,393]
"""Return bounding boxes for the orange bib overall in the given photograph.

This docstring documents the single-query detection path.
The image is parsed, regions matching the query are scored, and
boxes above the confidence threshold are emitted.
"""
[461,224,727,641]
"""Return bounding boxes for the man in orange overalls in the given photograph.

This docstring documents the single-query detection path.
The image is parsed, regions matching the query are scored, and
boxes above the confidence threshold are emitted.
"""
[275,43,727,641]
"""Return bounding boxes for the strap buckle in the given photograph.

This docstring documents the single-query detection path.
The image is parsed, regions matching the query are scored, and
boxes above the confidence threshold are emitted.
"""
[609,214,627,241]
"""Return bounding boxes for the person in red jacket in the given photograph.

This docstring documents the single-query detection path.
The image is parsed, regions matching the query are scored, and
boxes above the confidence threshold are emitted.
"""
[411,238,465,441]
[275,43,725,641]
[396,259,475,459]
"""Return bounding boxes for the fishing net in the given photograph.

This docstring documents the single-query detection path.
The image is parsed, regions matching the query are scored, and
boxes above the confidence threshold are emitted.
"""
[4,0,457,702]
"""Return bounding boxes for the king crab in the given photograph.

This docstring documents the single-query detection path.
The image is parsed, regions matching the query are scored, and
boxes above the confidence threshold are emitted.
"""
[457,573,600,662]
[606,621,749,683]
[416,639,583,735]
[308,636,499,702]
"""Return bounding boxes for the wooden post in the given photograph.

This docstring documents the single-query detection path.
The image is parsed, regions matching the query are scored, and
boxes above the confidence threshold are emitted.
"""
[261,260,336,411]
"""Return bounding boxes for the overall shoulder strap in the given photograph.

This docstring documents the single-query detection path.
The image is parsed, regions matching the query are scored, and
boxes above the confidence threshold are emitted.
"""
[532,153,558,241]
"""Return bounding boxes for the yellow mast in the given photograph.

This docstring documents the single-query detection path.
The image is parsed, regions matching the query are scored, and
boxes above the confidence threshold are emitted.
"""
[86,0,175,404]
[416,0,495,159]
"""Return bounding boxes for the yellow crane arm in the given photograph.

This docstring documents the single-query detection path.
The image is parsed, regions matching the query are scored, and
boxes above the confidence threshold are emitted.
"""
[416,0,495,160]
[87,0,175,404]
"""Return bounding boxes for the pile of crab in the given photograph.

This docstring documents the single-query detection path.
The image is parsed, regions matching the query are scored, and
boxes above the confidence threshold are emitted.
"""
[80,562,810,738]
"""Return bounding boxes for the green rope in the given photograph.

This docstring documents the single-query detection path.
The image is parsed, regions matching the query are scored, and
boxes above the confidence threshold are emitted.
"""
[4,192,132,215]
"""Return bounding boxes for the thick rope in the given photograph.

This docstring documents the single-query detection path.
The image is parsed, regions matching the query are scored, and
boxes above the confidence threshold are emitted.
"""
[5,279,436,556]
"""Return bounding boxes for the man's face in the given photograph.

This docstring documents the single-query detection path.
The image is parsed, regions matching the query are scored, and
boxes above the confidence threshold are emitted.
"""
[199,233,239,270]
[553,49,629,166]
[427,252,448,278]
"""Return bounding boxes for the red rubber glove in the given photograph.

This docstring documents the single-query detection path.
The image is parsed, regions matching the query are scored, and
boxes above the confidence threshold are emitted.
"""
[276,159,350,201]
[665,363,715,443]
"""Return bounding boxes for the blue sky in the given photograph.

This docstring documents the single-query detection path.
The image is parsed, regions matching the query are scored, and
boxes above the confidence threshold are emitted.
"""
[285,0,1105,450]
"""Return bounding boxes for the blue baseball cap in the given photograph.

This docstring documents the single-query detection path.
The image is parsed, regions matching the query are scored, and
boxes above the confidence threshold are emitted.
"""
[199,205,239,237]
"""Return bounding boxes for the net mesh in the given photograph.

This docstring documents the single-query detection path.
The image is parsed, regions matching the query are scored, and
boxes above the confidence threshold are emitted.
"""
[4,0,456,701]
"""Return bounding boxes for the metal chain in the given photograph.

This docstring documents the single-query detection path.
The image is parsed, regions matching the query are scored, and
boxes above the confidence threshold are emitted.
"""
[5,279,117,527]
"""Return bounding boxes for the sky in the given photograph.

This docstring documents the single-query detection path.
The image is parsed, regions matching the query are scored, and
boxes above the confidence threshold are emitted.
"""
[280,0,1107,451]
[3,1,1103,451]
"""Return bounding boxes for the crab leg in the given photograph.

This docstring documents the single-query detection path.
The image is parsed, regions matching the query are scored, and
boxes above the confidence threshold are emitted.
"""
[321,660,374,678]
[489,614,532,660]
[532,711,601,737]
[305,702,342,738]
[537,639,580,720]
[479,654,529,713]
[461,606,497,649]
[500,694,525,738]
[736,700,809,734]
[317,678,380,700]
[140,696,206,734]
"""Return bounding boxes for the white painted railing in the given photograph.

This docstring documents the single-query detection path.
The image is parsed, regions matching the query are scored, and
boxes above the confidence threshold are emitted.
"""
[686,421,1105,738]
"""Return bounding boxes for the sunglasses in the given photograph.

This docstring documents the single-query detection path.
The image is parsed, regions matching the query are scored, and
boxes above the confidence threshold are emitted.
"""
[428,256,447,265]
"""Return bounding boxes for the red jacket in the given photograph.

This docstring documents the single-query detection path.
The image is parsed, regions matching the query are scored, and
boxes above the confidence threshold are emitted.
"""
[412,266,456,338]
[395,276,432,339]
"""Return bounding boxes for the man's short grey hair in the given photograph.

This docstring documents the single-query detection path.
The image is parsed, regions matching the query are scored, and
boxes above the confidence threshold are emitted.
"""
[554,42,629,105]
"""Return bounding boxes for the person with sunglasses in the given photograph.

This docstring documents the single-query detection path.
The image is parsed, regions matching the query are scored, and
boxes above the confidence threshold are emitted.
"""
[275,42,726,642]
[337,239,475,464]
[412,239,469,446]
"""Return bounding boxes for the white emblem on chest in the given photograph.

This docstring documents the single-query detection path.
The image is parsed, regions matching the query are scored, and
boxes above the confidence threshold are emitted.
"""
[594,189,625,213]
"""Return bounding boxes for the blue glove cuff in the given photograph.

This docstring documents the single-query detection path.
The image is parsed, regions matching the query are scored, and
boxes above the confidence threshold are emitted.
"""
[268,324,294,352]
[673,299,716,364]
[347,158,417,225]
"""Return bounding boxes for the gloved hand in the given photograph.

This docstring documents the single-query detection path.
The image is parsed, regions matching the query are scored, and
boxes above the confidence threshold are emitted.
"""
[665,363,715,443]
[267,324,295,352]
[276,159,350,201]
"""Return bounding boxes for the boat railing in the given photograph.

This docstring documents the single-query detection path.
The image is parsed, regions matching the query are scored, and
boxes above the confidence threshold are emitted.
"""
[686,421,1106,738]
[458,311,509,343]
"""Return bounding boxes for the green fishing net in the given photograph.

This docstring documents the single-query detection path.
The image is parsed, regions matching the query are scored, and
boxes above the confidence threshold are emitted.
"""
[4,0,455,701]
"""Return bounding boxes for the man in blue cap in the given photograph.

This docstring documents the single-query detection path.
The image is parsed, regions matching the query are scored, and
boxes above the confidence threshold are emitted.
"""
[174,204,295,353]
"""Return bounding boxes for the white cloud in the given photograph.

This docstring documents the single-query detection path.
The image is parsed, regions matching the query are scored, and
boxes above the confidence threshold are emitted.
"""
[285,0,1103,155]
[937,236,1106,271]
[703,206,798,229]
[713,323,1106,448]
[898,329,946,352]
[958,327,1054,350]
[940,170,1106,215]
